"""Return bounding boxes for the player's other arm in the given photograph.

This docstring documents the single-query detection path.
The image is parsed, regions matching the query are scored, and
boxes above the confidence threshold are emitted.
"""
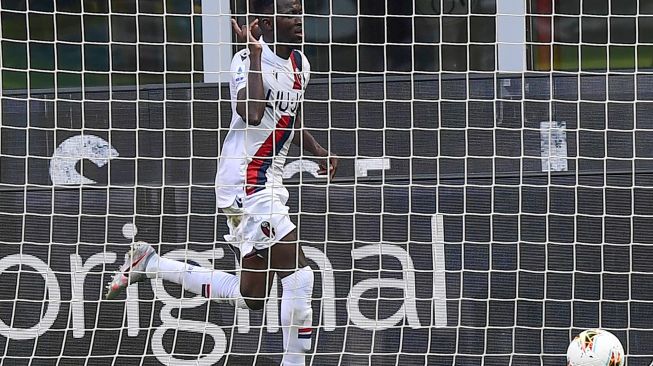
[232,19,266,126]
[292,119,327,156]
[293,111,339,178]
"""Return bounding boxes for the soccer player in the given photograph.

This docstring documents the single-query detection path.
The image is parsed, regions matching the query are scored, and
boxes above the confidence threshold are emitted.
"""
[105,0,337,364]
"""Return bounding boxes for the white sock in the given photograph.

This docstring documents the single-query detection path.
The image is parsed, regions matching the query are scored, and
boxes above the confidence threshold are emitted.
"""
[280,266,314,366]
[146,255,248,309]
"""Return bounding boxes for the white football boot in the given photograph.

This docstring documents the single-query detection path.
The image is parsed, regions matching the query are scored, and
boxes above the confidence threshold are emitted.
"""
[105,242,156,299]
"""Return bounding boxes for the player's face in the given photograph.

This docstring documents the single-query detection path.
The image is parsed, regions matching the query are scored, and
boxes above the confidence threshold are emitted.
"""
[274,0,303,44]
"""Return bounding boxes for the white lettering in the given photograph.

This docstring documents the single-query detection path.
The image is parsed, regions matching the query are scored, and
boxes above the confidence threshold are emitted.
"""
[233,258,250,334]
[355,158,391,177]
[152,305,227,366]
[120,222,142,336]
[283,160,327,179]
[69,252,117,338]
[49,135,119,185]
[0,243,441,352]
[540,121,568,172]
[0,255,61,340]
[265,275,280,333]
[121,223,138,239]
[431,214,448,327]
[126,282,141,336]
[150,249,228,365]
[348,244,420,330]
[303,246,336,331]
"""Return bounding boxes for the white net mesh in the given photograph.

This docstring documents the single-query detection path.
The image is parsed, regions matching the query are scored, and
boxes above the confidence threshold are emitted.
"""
[1,0,652,365]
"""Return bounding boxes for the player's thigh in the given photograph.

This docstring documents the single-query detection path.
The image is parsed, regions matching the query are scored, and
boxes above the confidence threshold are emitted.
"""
[239,190,308,285]
[270,229,308,278]
[239,231,305,291]
[239,253,274,309]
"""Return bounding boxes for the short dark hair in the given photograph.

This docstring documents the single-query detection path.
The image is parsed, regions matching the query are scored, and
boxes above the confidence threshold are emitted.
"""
[251,0,274,14]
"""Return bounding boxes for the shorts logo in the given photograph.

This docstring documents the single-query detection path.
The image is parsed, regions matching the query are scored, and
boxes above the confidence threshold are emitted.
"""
[234,66,246,84]
[260,221,275,239]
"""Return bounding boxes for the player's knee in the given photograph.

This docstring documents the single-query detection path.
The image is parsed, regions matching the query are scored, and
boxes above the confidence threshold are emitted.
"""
[270,239,307,272]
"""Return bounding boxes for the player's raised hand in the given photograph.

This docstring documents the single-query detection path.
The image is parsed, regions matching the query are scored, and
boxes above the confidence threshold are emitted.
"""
[231,18,262,54]
[318,153,339,180]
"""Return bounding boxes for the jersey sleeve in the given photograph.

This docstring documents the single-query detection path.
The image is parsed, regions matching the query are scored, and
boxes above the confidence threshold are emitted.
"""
[230,50,251,95]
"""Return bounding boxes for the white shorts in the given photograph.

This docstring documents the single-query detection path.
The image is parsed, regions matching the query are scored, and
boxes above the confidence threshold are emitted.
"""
[221,189,296,258]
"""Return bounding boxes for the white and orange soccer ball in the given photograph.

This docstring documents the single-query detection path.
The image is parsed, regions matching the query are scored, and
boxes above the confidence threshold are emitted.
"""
[566,329,625,366]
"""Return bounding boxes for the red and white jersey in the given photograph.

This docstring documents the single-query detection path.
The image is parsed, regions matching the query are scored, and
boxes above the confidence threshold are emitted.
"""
[215,38,310,208]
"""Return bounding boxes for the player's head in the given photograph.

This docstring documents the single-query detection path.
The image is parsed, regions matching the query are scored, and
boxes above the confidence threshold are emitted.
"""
[252,0,303,44]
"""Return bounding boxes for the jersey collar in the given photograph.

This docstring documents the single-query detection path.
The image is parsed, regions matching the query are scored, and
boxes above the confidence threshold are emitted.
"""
[259,37,288,65]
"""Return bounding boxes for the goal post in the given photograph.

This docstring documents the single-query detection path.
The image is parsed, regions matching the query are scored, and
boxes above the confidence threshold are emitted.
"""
[0,0,651,365]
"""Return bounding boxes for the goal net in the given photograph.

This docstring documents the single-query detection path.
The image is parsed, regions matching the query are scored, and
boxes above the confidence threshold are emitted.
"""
[0,0,650,365]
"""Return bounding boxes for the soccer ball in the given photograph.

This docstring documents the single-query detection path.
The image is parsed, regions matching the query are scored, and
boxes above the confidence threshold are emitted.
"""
[566,329,625,366]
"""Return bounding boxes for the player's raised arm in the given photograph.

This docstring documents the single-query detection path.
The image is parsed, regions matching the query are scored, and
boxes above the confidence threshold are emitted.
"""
[231,18,266,126]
